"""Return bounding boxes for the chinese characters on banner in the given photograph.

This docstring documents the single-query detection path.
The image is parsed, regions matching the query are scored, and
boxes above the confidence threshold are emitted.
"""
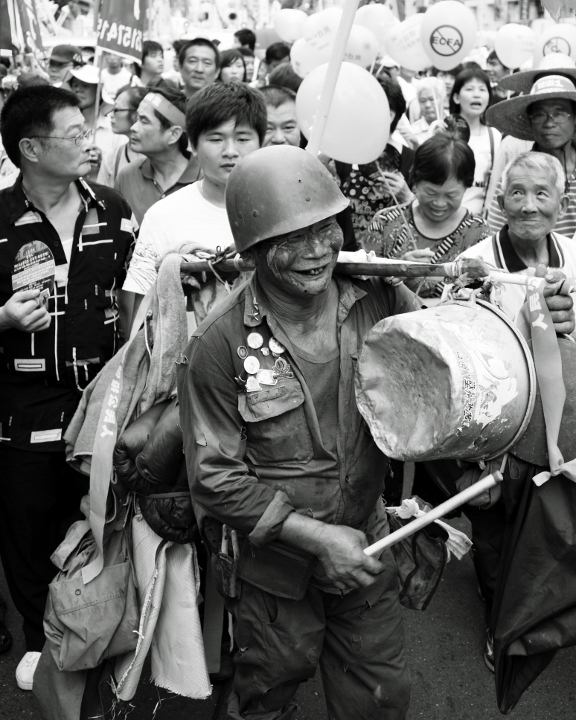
[96,0,144,63]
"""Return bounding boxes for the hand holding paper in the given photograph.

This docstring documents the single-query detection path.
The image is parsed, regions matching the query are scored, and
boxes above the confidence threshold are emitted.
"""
[0,289,51,334]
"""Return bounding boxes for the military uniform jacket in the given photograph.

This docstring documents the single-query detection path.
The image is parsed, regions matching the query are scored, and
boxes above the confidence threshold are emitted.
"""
[177,273,420,548]
[0,176,134,451]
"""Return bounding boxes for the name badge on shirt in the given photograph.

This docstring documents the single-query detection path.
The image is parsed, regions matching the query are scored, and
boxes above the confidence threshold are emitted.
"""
[30,429,62,444]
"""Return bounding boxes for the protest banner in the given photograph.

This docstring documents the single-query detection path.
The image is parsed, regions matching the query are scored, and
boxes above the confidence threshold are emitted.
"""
[96,0,144,63]
[0,0,15,51]
[14,0,44,54]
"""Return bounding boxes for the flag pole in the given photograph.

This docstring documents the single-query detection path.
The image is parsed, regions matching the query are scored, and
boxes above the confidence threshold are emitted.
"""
[364,471,503,556]
[305,0,360,157]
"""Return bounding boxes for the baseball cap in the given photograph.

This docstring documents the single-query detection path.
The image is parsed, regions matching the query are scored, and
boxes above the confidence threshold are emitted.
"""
[50,44,84,66]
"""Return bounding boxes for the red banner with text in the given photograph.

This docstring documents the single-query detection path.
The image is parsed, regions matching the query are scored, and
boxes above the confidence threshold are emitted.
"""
[96,0,144,64]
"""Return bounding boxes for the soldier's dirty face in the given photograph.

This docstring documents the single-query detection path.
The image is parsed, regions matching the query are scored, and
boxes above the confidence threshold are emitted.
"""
[256,216,343,298]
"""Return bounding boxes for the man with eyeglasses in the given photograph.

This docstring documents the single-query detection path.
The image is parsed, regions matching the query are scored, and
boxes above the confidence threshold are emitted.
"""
[46,44,84,89]
[0,85,134,692]
[486,73,576,237]
[178,38,220,99]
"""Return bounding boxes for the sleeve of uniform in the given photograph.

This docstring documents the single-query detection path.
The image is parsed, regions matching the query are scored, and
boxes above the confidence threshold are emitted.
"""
[178,335,295,546]
[122,210,163,295]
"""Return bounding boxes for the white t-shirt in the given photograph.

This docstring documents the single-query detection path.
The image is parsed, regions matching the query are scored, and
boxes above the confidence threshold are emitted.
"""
[463,126,502,216]
[458,230,576,323]
[100,67,133,101]
[123,180,234,295]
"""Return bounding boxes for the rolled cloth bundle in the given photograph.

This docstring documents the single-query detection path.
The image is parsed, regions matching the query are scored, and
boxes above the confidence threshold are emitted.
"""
[356,299,536,462]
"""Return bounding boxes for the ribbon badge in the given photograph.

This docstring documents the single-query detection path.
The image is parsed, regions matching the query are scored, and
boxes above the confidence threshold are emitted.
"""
[522,277,576,486]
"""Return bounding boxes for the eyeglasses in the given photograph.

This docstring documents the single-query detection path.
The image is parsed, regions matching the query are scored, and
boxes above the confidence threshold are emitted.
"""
[30,128,94,146]
[108,108,133,116]
[529,109,573,125]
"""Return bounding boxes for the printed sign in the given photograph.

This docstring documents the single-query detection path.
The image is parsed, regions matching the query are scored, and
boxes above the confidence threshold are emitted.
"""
[12,241,55,304]
[96,0,144,63]
[430,25,463,57]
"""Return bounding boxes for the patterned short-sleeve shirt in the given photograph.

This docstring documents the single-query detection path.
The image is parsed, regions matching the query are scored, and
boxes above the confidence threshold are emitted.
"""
[362,202,490,297]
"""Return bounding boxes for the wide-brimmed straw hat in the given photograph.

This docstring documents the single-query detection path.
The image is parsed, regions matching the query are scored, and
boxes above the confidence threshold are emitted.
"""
[498,54,576,94]
[486,74,576,141]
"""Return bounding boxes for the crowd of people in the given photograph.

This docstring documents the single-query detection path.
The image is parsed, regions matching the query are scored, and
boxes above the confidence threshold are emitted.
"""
[0,22,576,720]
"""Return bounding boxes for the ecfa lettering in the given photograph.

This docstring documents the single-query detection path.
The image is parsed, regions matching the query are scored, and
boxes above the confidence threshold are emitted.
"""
[430,26,463,57]
[543,37,570,56]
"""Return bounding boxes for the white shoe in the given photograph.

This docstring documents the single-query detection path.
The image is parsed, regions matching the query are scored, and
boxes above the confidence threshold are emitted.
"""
[16,651,41,691]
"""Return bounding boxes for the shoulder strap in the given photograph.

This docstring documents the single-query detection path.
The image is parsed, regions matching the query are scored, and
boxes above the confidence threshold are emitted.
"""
[488,126,495,166]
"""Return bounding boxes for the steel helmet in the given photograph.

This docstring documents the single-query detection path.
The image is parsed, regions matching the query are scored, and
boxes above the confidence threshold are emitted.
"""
[225,145,349,253]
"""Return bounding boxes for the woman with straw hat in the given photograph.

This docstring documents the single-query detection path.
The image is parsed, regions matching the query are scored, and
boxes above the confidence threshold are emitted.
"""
[485,74,576,238]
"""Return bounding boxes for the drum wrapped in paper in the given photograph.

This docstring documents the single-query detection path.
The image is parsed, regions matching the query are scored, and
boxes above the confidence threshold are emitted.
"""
[356,299,536,462]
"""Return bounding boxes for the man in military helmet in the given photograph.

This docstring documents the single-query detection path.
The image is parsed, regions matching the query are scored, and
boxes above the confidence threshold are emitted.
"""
[178,145,574,720]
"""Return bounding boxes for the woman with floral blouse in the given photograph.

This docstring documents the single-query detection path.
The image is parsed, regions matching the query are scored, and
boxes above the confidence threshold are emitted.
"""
[362,132,490,298]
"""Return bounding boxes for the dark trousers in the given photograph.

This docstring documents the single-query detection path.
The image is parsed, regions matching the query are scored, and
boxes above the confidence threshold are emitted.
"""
[226,503,411,720]
[0,445,88,651]
[463,501,507,630]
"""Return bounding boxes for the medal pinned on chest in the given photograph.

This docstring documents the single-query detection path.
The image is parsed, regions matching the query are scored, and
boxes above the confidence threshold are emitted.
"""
[12,241,56,306]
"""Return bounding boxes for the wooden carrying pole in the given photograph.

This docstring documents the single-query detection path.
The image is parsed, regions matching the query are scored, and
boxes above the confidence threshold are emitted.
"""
[305,0,361,157]
[364,472,503,556]
[180,259,460,279]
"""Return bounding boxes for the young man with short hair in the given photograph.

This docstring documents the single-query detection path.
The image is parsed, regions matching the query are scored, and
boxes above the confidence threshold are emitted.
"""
[234,28,256,52]
[114,86,200,226]
[178,38,220,99]
[135,40,177,89]
[122,82,266,323]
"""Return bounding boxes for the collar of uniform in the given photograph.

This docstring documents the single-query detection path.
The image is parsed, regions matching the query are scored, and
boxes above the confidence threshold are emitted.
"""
[497,224,562,272]
[140,152,199,184]
[242,272,367,329]
[5,174,104,225]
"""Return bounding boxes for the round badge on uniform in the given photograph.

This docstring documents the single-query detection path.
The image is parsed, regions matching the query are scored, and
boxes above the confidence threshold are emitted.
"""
[244,356,260,375]
[237,346,249,360]
[269,337,286,355]
[247,332,264,349]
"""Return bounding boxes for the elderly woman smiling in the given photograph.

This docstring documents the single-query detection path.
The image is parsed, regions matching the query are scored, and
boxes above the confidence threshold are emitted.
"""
[362,132,490,297]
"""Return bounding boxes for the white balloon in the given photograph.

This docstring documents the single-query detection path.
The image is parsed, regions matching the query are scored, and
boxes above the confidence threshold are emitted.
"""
[537,52,576,70]
[291,37,331,78]
[296,62,391,164]
[535,24,576,64]
[355,4,399,49]
[494,24,536,69]
[384,14,430,72]
[344,25,379,68]
[302,8,342,53]
[420,1,477,71]
[273,9,308,44]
